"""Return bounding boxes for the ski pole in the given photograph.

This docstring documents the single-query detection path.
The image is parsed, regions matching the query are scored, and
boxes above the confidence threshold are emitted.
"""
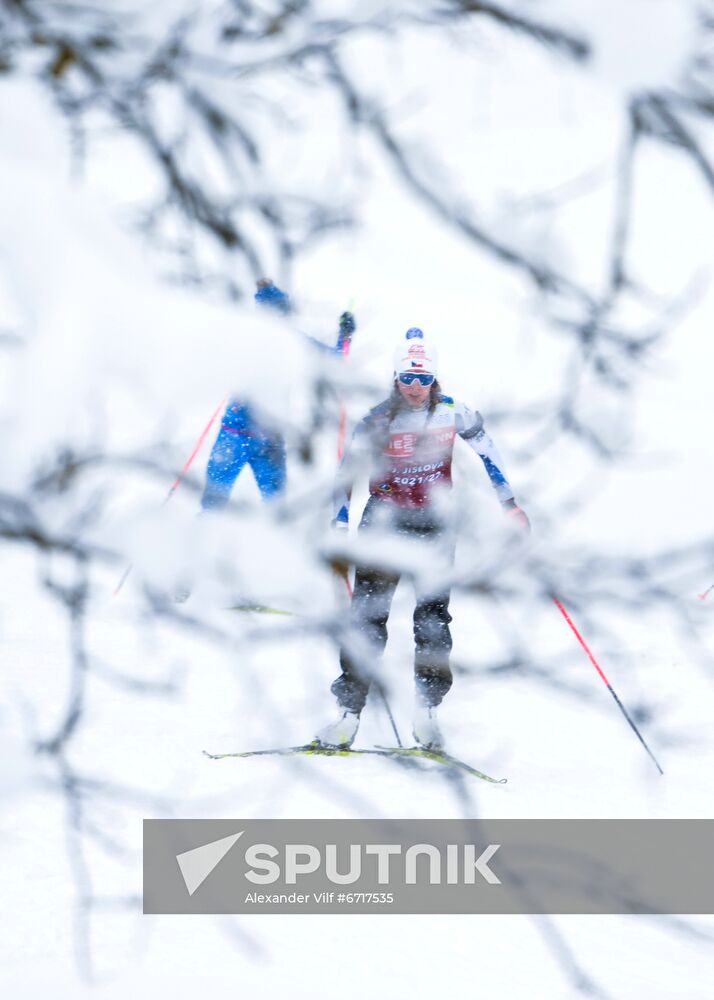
[336,334,350,463]
[698,583,714,601]
[335,323,391,708]
[376,683,403,747]
[551,595,664,775]
[336,299,355,463]
[336,303,354,600]
[163,395,228,504]
[334,303,394,740]
[113,396,228,596]
[336,336,352,600]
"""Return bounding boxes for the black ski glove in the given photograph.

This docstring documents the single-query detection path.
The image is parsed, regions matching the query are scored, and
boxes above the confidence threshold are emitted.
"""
[338,311,356,347]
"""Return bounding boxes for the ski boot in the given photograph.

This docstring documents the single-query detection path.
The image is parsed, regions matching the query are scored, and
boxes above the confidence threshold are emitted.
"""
[412,701,443,751]
[315,710,361,749]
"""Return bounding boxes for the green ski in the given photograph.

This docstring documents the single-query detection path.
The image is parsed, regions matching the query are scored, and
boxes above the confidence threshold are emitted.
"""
[203,741,506,784]
[225,603,295,616]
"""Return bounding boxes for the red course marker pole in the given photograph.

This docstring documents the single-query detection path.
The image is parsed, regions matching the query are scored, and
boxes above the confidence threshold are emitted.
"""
[551,595,664,775]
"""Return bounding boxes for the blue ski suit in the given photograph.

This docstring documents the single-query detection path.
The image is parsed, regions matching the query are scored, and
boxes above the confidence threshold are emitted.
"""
[201,404,288,507]
[201,285,353,509]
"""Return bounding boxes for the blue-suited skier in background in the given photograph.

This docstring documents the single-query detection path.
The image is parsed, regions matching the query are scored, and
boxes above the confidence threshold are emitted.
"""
[200,278,355,510]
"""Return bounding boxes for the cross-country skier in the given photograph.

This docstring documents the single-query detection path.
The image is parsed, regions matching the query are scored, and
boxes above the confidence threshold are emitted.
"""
[200,279,355,509]
[316,328,529,750]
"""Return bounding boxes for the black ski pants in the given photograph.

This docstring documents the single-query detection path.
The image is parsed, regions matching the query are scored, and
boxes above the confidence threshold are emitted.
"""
[332,497,454,713]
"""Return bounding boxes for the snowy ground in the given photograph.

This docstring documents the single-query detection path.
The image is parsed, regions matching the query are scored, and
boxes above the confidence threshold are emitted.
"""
[3,3,714,996]
[3,501,714,999]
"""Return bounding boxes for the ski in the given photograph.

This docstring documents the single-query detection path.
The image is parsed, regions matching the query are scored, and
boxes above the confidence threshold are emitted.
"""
[225,603,295,615]
[374,745,507,783]
[203,741,506,784]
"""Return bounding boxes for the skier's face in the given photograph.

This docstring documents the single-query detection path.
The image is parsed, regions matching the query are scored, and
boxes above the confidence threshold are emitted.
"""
[397,376,431,408]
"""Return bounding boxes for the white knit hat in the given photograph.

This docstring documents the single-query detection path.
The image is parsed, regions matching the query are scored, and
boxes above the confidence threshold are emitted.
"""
[393,328,438,376]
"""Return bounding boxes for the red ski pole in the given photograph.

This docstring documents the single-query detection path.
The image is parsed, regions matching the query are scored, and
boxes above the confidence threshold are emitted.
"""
[113,396,227,596]
[698,583,714,601]
[162,396,228,504]
[551,595,664,775]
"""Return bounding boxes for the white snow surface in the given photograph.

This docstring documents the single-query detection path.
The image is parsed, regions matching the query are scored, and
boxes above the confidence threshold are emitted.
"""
[2,6,714,999]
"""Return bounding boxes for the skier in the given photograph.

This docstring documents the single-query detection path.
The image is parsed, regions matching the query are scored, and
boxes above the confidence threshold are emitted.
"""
[172,281,353,602]
[200,279,355,509]
[316,329,529,750]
